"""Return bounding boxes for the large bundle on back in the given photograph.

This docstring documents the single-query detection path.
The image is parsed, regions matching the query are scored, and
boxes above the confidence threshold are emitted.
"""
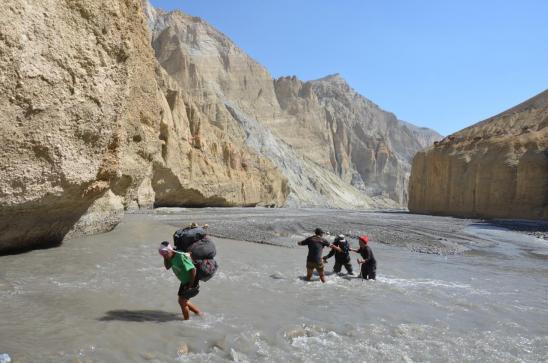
[173,226,218,281]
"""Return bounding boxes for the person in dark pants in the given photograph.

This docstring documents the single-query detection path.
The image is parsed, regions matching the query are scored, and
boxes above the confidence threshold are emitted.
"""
[298,228,336,283]
[159,242,203,320]
[323,234,353,275]
[351,235,376,280]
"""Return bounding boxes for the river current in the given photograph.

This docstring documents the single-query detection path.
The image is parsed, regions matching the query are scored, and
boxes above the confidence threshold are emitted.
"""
[1,210,547,362]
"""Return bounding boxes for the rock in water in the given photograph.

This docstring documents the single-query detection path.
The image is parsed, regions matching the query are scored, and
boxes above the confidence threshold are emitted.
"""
[409,90,548,220]
[177,342,189,355]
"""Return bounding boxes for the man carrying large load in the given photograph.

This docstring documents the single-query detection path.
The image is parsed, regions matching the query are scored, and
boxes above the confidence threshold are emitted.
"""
[173,223,218,282]
[159,243,203,320]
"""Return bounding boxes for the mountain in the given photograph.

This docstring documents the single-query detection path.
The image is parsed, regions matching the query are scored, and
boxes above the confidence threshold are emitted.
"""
[409,90,548,220]
[146,5,441,208]
[0,0,441,253]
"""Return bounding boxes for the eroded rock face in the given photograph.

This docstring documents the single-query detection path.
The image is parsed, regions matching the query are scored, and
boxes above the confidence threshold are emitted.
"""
[0,0,442,253]
[0,0,164,253]
[147,7,440,208]
[274,74,442,205]
[409,90,548,220]
[0,0,288,253]
[151,66,288,208]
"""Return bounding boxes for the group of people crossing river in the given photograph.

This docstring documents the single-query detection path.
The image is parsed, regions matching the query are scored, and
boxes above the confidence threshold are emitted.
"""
[159,224,377,320]
[299,227,376,283]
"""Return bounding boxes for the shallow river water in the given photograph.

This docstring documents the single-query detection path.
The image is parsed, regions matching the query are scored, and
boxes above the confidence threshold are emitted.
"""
[1,210,547,362]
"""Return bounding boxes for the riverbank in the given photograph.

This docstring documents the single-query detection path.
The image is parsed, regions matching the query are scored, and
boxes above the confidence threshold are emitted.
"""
[148,208,479,255]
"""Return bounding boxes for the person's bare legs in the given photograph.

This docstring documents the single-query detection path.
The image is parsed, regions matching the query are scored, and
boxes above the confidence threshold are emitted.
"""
[319,270,326,283]
[178,297,190,320]
[187,301,203,316]
[306,268,313,281]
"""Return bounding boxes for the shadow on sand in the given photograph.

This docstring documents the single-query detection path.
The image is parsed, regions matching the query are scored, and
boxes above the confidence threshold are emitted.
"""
[98,310,181,322]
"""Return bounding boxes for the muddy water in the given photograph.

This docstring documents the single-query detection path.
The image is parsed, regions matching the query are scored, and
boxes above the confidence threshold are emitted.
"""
[1,211,547,362]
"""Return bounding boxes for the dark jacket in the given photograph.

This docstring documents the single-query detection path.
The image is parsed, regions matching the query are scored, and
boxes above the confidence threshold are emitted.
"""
[298,235,330,263]
[324,239,351,263]
[358,245,376,266]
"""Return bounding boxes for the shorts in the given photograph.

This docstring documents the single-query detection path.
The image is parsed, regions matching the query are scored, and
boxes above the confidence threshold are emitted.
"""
[178,282,199,300]
[306,260,325,274]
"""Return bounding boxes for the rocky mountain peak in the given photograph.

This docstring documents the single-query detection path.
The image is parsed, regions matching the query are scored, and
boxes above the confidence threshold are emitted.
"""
[315,73,345,83]
[147,3,443,207]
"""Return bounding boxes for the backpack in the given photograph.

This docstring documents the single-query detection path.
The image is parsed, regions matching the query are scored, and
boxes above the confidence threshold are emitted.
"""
[188,237,216,259]
[173,227,206,251]
[194,259,218,282]
[340,240,350,255]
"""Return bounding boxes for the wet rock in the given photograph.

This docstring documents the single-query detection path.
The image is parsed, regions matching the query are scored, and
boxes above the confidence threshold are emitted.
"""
[212,339,227,352]
[177,342,189,355]
[140,352,157,361]
[70,358,93,363]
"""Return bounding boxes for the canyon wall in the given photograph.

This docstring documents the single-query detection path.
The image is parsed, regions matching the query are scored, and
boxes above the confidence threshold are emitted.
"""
[0,0,441,253]
[273,74,442,204]
[409,90,548,220]
[0,0,287,253]
[146,6,441,208]
[0,0,162,252]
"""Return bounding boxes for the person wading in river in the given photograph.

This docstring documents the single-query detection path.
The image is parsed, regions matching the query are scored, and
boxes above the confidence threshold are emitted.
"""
[298,228,336,283]
[351,235,376,280]
[323,234,353,275]
[159,243,203,320]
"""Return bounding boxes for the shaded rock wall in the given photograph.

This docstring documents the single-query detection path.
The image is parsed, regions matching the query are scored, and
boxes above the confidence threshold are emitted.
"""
[409,90,548,220]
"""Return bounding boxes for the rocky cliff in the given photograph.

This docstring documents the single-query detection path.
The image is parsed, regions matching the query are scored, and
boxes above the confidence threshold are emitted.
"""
[409,90,548,220]
[0,0,287,253]
[0,0,162,253]
[146,6,441,208]
[274,74,442,204]
[0,0,441,253]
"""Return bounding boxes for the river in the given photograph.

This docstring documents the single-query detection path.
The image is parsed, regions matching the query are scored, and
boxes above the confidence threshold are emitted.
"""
[1,209,547,362]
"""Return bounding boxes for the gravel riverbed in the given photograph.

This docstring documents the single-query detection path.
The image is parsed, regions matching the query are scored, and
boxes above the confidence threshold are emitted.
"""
[141,208,547,255]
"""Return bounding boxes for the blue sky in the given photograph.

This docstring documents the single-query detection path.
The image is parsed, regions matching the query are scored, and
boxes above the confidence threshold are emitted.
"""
[149,0,547,135]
